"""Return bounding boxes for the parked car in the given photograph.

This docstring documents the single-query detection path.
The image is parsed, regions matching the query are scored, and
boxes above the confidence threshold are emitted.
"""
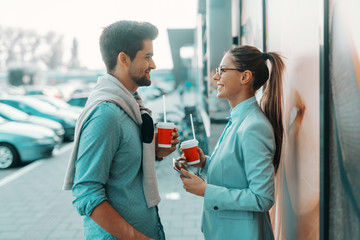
[66,93,89,107]
[137,84,165,101]
[0,117,59,169]
[23,85,63,98]
[0,96,77,141]
[0,86,25,97]
[31,95,83,114]
[0,103,65,143]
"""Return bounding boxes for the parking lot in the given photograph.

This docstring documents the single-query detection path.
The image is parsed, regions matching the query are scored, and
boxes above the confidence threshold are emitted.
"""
[0,139,207,240]
[0,86,226,240]
[0,78,229,239]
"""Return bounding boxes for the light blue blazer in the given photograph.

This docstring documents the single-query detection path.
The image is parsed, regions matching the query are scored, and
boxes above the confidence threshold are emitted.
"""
[201,97,275,240]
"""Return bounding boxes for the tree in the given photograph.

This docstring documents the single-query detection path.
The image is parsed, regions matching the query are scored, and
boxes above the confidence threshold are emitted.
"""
[1,27,24,65]
[68,37,80,68]
[22,30,42,63]
[40,31,64,69]
[0,26,64,70]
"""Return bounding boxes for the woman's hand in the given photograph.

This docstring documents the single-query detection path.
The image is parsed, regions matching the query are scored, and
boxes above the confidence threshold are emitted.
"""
[180,168,207,197]
[177,147,206,168]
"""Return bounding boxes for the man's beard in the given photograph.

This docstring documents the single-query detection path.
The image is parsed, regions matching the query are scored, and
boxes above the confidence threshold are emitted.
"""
[133,75,151,87]
[129,66,151,87]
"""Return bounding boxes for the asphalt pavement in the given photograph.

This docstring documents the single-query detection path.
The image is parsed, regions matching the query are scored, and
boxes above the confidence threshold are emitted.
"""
[0,89,227,240]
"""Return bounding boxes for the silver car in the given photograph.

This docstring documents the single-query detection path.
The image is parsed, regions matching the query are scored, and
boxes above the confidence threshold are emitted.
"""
[0,96,77,141]
[32,95,83,115]
[0,117,59,169]
[0,103,65,143]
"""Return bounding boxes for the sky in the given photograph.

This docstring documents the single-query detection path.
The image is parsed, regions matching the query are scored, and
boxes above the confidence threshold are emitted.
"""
[0,0,197,70]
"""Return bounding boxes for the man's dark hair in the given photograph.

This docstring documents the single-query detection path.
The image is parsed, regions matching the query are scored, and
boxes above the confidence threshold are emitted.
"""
[99,20,159,72]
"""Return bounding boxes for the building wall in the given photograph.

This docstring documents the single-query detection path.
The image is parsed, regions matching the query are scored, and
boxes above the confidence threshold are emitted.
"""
[196,0,360,239]
[328,0,360,239]
[266,0,320,239]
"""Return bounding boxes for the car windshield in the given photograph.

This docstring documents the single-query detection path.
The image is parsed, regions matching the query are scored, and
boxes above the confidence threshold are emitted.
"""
[0,116,6,124]
[20,98,58,113]
[0,103,28,120]
[46,97,71,109]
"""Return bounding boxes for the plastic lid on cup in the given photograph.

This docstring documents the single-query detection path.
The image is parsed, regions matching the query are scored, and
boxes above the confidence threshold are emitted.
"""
[181,139,198,149]
[157,122,175,129]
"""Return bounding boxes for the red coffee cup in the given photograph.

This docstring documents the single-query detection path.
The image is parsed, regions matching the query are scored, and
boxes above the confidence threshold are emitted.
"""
[157,122,175,148]
[181,139,200,165]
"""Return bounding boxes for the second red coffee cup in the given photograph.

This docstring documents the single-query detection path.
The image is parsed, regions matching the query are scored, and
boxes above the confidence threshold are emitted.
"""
[181,139,200,165]
[157,122,175,148]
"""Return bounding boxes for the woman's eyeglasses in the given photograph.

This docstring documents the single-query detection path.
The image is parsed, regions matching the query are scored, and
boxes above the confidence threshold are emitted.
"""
[215,67,239,77]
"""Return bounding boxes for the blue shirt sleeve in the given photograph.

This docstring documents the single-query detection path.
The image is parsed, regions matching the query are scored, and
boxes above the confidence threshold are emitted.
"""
[72,102,122,216]
[198,155,211,176]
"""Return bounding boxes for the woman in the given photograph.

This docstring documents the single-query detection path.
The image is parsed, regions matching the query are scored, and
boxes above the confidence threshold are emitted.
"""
[178,45,285,240]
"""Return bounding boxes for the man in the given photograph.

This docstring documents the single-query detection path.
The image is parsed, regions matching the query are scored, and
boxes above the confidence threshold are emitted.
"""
[62,20,179,240]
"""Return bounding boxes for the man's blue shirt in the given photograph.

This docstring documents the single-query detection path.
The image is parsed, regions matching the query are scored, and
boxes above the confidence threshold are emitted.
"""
[72,102,161,239]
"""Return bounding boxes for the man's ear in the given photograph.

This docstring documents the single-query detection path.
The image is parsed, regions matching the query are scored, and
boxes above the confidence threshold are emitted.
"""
[241,70,252,85]
[118,52,129,66]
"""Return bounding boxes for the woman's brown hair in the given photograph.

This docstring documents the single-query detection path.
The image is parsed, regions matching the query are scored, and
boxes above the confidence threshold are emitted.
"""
[229,45,285,173]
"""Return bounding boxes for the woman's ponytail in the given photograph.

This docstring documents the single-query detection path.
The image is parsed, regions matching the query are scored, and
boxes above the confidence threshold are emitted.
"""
[229,45,285,173]
[260,52,285,174]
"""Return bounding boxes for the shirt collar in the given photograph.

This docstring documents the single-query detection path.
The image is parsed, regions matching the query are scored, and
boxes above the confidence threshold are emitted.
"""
[228,96,257,121]
[133,91,139,98]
